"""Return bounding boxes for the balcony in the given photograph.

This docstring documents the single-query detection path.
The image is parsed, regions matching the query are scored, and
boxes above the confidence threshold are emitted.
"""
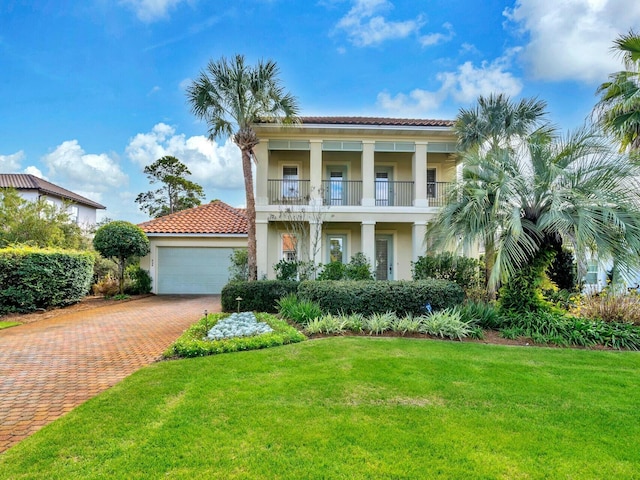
[267,179,455,207]
[267,179,311,205]
[427,182,454,207]
[321,180,362,206]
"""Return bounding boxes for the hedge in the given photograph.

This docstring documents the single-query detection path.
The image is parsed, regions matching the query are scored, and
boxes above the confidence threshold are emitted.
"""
[297,279,464,317]
[0,246,95,314]
[221,281,299,313]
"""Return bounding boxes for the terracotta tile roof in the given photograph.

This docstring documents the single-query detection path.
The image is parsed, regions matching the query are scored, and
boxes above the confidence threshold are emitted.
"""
[138,200,248,235]
[298,116,454,127]
[0,173,106,209]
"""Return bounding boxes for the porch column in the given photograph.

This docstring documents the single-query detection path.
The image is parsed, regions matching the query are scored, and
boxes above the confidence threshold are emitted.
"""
[254,142,269,206]
[361,220,376,268]
[256,219,269,280]
[361,140,375,206]
[412,221,428,263]
[309,140,323,205]
[413,141,428,207]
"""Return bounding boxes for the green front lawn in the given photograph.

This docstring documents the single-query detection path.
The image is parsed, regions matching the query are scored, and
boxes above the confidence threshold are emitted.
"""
[1,338,639,479]
[0,321,20,330]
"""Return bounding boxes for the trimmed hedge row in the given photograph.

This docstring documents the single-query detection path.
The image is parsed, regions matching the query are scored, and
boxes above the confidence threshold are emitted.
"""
[0,246,95,314]
[298,280,464,316]
[221,281,299,313]
[222,279,464,316]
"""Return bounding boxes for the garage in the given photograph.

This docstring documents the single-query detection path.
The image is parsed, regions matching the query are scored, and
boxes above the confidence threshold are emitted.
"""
[157,247,234,294]
[137,201,249,295]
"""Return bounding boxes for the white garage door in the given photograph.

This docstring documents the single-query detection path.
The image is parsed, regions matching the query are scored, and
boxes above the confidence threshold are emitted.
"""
[157,247,234,294]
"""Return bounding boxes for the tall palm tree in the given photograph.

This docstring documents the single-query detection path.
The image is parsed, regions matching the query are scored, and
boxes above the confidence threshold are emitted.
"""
[452,94,551,296]
[430,125,640,312]
[595,30,640,154]
[187,55,299,280]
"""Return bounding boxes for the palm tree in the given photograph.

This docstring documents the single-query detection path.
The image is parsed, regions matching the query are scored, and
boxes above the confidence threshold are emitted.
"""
[186,55,299,280]
[452,94,551,297]
[430,124,640,312]
[595,30,640,154]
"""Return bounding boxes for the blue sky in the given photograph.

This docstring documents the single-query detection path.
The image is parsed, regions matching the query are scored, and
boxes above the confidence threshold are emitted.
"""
[1,0,639,223]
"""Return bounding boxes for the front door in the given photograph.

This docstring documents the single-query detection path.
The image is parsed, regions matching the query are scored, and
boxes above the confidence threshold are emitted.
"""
[375,167,393,206]
[375,235,393,280]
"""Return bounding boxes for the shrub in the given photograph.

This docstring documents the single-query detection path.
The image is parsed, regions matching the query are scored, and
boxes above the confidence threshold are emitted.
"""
[228,249,248,282]
[298,279,464,317]
[273,259,300,281]
[0,246,94,314]
[165,312,305,358]
[458,301,507,330]
[547,247,577,291]
[391,313,423,335]
[572,291,640,325]
[276,294,323,324]
[124,265,152,294]
[305,313,347,335]
[221,280,299,313]
[317,261,346,280]
[419,308,471,340]
[344,252,374,280]
[412,252,482,290]
[364,311,396,335]
[92,276,120,297]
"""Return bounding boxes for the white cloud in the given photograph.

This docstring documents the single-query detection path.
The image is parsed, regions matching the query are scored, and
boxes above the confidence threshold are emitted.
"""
[505,0,640,83]
[41,140,129,204]
[23,166,44,178]
[419,22,454,47]
[335,0,424,46]
[0,151,25,171]
[125,123,244,191]
[119,0,187,22]
[377,53,522,116]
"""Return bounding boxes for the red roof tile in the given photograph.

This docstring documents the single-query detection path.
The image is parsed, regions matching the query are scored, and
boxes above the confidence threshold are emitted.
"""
[298,116,454,127]
[138,200,248,235]
[0,174,106,209]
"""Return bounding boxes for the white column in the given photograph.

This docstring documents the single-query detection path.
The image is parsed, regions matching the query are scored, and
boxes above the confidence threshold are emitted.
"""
[361,140,375,206]
[309,140,323,205]
[413,142,428,207]
[412,221,428,263]
[254,142,269,206]
[361,221,376,268]
[256,219,269,280]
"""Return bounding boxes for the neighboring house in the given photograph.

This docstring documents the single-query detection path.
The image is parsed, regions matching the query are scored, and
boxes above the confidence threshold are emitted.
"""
[0,173,105,226]
[138,200,248,294]
[252,116,460,281]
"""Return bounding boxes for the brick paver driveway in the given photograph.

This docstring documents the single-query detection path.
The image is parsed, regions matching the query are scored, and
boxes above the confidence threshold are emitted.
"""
[0,295,218,453]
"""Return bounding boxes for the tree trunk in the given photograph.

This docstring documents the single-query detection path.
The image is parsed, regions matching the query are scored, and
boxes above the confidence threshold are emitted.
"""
[119,255,125,295]
[241,147,258,281]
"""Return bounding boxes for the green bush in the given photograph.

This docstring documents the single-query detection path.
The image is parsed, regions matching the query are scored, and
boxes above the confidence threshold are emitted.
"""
[221,280,299,313]
[276,294,323,324]
[412,252,482,290]
[0,246,94,314]
[458,301,507,330]
[164,312,306,358]
[273,259,299,281]
[298,279,464,317]
[124,265,152,294]
[344,252,374,280]
[228,249,248,282]
[420,308,471,340]
[317,261,346,280]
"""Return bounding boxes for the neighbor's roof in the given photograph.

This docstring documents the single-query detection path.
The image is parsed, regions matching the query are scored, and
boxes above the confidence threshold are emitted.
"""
[0,173,106,209]
[298,116,454,128]
[138,200,248,235]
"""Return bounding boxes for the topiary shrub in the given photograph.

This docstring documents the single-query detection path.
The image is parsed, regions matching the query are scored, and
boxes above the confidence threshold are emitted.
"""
[221,280,299,313]
[0,246,95,314]
[297,279,464,317]
[124,265,152,295]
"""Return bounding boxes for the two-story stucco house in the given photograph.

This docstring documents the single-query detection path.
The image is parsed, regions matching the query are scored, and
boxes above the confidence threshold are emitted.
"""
[252,116,460,281]
[0,173,105,226]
